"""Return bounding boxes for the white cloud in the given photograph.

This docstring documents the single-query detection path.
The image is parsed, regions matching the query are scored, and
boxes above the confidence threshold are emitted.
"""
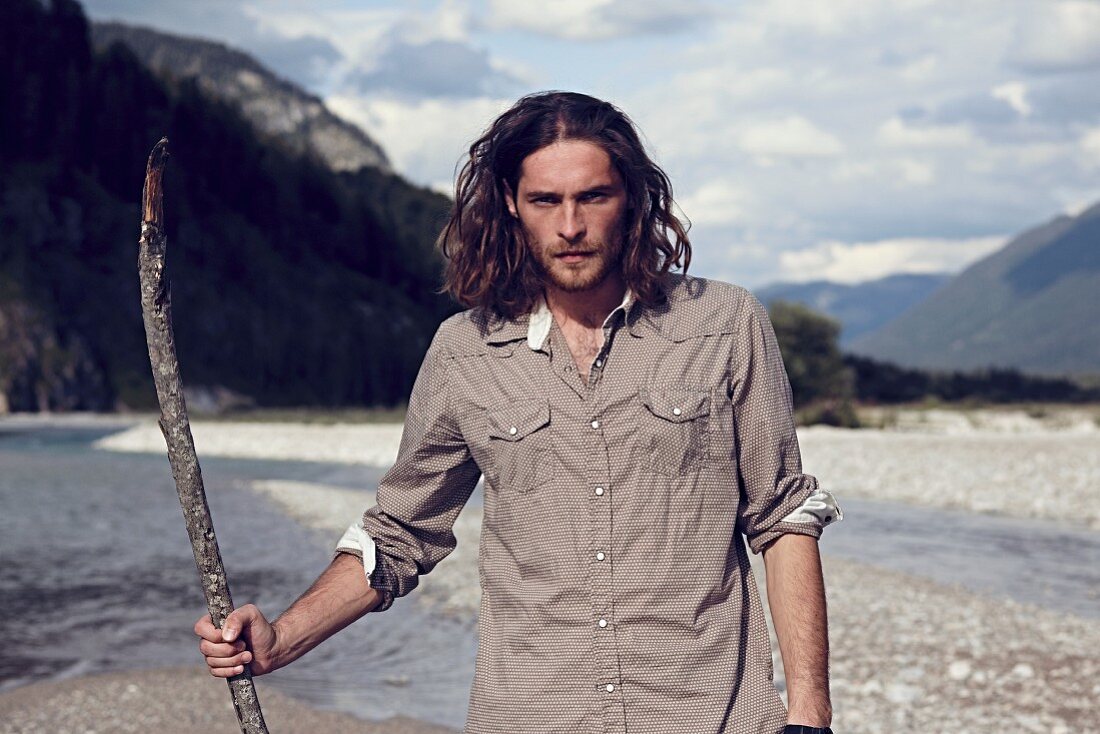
[81,0,1100,287]
[1009,0,1100,72]
[750,0,909,36]
[1081,127,1100,169]
[896,158,935,186]
[677,181,752,227]
[325,94,513,188]
[991,81,1031,116]
[777,236,1007,284]
[898,53,939,83]
[738,116,844,158]
[241,5,397,63]
[1060,189,1100,216]
[484,0,713,40]
[877,117,976,148]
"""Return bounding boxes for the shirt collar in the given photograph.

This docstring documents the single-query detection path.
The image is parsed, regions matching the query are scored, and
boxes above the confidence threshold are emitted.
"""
[526,288,635,351]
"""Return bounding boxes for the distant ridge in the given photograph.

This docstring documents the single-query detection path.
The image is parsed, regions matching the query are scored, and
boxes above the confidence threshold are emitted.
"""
[848,202,1100,377]
[754,272,950,345]
[91,21,392,175]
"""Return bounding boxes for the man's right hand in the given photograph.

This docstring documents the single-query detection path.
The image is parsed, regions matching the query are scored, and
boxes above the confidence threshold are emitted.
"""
[192,553,382,679]
[194,604,281,678]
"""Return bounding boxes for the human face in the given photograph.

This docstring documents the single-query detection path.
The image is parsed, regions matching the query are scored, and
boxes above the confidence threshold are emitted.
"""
[506,139,627,295]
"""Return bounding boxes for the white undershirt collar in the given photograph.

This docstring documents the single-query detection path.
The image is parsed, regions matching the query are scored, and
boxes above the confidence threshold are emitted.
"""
[526,289,635,351]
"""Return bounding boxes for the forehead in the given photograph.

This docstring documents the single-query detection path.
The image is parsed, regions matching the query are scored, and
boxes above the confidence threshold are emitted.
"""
[516,139,620,192]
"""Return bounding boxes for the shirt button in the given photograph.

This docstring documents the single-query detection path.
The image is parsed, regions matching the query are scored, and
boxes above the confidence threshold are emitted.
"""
[595,359,603,367]
[595,551,605,561]
[605,684,615,692]
[598,618,608,628]
[672,407,682,416]
[590,420,600,429]
[508,426,517,436]
[594,486,605,496]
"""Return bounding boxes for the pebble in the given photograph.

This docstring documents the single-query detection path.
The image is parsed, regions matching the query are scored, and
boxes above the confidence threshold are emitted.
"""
[948,660,971,680]
[1012,663,1034,678]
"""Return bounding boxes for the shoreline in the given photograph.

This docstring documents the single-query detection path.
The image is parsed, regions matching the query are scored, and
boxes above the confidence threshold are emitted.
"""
[0,666,457,734]
[82,411,1100,531]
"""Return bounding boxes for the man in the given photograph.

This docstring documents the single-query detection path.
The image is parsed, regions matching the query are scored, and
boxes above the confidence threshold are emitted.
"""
[196,91,842,734]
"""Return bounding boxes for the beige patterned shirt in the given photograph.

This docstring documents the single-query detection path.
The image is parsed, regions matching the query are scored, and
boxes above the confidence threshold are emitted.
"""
[341,274,840,734]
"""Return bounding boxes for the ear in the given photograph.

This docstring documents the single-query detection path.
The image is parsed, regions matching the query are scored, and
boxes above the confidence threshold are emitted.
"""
[503,181,519,219]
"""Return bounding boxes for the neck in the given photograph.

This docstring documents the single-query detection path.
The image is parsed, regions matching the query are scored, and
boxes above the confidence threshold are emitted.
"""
[544,271,627,330]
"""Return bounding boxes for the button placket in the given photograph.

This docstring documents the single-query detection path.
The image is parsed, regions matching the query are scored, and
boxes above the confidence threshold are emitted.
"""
[583,408,624,731]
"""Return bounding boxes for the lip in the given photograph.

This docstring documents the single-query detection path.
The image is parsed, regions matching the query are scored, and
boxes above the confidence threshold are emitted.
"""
[555,252,595,261]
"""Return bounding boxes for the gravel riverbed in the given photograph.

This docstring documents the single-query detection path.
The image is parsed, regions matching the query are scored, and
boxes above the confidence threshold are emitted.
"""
[8,409,1095,732]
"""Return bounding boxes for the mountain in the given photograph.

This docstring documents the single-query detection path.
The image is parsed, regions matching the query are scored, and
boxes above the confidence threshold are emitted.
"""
[90,21,391,175]
[847,203,1100,376]
[754,273,950,345]
[0,0,455,412]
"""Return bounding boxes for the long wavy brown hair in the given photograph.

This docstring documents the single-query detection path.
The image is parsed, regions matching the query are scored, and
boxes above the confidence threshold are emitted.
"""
[439,91,691,320]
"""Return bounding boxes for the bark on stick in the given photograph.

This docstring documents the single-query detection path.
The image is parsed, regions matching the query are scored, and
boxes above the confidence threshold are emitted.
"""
[138,137,270,734]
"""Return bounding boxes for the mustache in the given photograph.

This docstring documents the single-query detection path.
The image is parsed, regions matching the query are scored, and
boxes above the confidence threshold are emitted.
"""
[543,240,610,256]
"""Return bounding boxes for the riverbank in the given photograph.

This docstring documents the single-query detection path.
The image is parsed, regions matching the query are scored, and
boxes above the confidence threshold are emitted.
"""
[4,415,1097,732]
[90,405,1100,529]
[0,666,457,734]
[250,477,1100,731]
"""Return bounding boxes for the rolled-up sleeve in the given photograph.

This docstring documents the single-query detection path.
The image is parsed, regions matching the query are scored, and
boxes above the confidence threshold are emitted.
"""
[356,324,482,611]
[730,291,841,554]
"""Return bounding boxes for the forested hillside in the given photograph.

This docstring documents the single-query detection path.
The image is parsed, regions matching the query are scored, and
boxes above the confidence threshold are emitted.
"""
[0,0,455,412]
[849,202,1100,376]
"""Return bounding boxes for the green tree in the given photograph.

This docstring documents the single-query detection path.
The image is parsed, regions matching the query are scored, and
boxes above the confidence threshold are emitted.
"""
[767,299,858,426]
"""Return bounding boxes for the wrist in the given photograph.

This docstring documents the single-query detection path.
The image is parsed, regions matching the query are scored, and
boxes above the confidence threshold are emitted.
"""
[784,726,833,734]
[267,617,294,672]
[787,697,831,727]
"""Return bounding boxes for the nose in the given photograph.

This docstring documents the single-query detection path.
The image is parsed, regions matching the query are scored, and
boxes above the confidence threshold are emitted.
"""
[558,202,586,244]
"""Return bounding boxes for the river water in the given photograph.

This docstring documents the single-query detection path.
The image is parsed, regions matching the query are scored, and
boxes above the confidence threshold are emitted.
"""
[2,423,1097,729]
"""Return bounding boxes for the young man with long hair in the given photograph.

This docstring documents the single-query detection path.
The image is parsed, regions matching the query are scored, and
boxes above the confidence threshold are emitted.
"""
[195,91,841,734]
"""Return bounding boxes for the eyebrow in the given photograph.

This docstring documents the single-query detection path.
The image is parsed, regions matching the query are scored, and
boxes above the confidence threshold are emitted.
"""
[525,184,618,198]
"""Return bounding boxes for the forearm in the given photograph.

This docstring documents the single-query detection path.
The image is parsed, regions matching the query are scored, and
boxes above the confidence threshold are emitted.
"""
[270,552,384,669]
[762,533,832,726]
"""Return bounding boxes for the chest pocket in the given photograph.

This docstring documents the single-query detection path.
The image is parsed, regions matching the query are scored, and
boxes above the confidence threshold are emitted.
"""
[485,399,556,494]
[638,385,711,477]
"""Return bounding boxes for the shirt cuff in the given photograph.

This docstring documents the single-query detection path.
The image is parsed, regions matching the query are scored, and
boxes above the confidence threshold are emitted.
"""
[334,520,379,573]
[779,488,843,526]
[334,521,394,611]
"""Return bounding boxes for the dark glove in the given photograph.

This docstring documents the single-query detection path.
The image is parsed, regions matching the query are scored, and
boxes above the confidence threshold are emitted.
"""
[784,726,833,734]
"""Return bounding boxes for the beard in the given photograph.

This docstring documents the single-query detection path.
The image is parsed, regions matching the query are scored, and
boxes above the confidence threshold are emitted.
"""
[526,236,625,293]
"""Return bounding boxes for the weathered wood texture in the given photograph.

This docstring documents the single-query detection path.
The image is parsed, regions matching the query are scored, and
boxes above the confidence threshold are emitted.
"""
[138,138,270,734]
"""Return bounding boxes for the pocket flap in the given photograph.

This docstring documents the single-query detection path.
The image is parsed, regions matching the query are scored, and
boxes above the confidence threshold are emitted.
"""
[639,386,710,422]
[487,399,551,441]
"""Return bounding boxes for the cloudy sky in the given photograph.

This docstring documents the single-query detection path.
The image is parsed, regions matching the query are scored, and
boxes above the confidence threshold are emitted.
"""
[83,0,1100,288]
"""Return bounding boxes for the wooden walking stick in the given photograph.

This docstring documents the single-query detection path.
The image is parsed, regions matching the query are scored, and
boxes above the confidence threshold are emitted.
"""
[138,137,270,734]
